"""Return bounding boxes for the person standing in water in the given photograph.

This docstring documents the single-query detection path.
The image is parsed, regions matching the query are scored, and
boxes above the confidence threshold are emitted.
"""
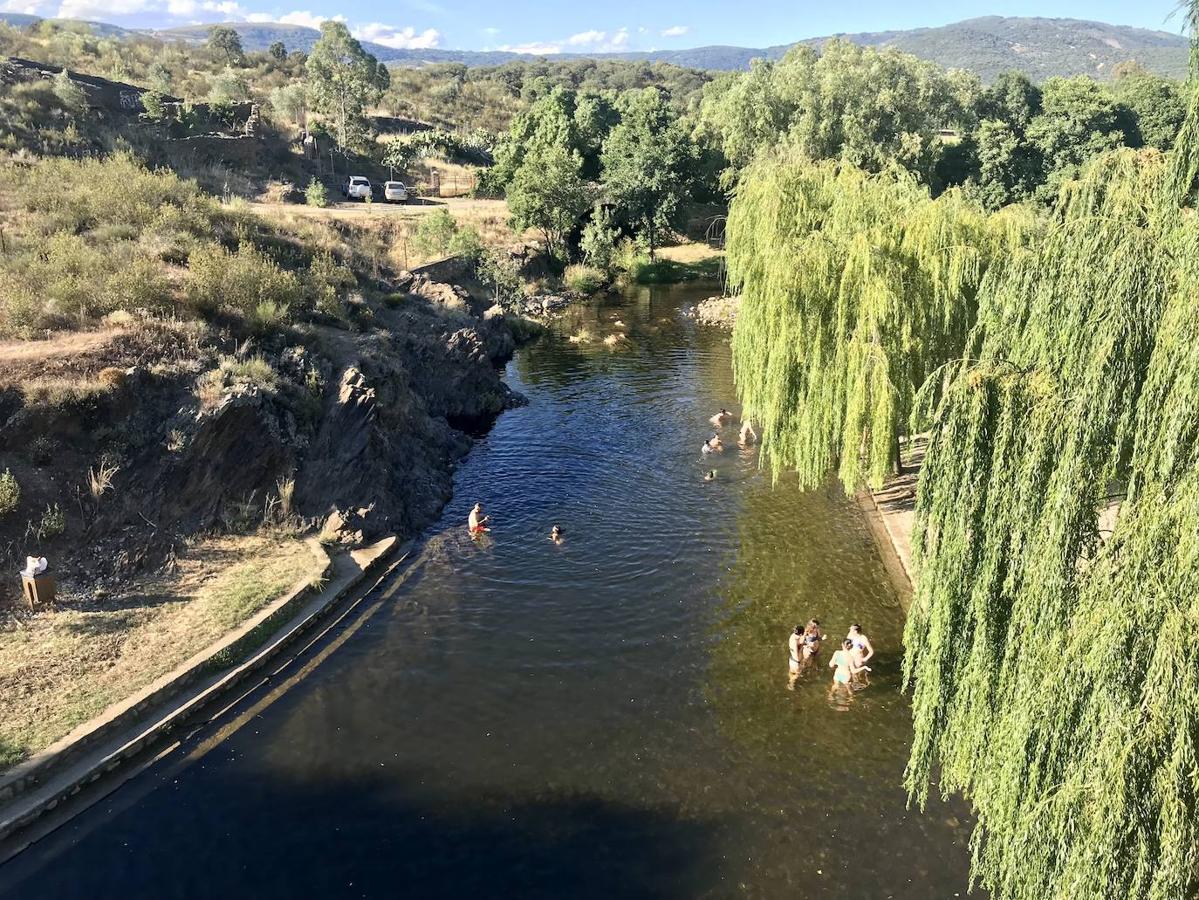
[710,409,733,427]
[787,624,804,687]
[830,638,867,695]
[468,502,489,534]
[738,421,757,447]
[702,434,724,455]
[550,524,564,544]
[847,623,874,686]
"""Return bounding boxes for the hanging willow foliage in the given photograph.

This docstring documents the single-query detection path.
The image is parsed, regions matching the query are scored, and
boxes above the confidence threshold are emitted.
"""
[726,157,1035,492]
[728,11,1199,898]
[899,51,1199,900]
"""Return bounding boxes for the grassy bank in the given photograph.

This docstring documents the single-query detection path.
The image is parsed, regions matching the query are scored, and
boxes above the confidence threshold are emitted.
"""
[0,534,322,770]
[625,243,725,285]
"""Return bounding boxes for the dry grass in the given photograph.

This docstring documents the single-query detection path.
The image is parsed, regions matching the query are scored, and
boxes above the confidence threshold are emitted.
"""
[251,197,528,270]
[656,242,724,264]
[0,533,322,770]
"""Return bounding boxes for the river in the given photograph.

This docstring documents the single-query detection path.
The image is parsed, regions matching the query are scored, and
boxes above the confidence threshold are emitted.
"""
[0,282,976,899]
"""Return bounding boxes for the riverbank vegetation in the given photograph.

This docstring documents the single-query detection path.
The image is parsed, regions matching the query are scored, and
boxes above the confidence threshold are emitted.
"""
[725,7,1199,900]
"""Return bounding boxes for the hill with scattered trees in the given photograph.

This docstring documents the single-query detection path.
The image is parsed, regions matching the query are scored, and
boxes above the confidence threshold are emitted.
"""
[3,12,1188,82]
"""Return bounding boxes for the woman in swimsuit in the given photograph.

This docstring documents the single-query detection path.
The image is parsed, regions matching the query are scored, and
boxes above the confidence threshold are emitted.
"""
[801,620,823,659]
[847,623,874,686]
[830,638,864,689]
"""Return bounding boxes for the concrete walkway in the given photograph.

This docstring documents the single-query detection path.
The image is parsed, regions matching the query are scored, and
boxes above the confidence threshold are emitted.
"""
[0,535,405,850]
[857,441,924,610]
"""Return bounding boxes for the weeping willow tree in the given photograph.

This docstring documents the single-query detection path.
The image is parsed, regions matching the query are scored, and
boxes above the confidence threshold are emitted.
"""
[727,158,1035,492]
[728,7,1199,896]
[898,25,1199,900]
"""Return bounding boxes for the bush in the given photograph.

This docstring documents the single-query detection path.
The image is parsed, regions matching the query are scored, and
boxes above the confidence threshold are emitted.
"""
[305,250,357,319]
[197,355,279,410]
[185,242,300,321]
[141,89,168,123]
[563,264,605,294]
[36,504,66,541]
[410,209,483,260]
[580,205,620,273]
[0,469,19,517]
[305,177,329,208]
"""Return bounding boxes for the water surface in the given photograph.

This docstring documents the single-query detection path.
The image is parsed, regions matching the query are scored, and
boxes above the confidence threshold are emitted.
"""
[0,283,975,899]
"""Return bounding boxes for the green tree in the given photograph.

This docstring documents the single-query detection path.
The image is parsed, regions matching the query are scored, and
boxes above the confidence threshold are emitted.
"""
[976,69,1041,130]
[305,21,387,150]
[1113,66,1186,150]
[269,82,307,130]
[506,144,592,257]
[206,25,243,66]
[1027,76,1127,196]
[208,68,249,107]
[268,40,287,62]
[600,88,693,259]
[975,118,1044,208]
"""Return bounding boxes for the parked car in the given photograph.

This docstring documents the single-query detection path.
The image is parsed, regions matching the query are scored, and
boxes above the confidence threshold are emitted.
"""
[383,181,409,203]
[342,176,372,201]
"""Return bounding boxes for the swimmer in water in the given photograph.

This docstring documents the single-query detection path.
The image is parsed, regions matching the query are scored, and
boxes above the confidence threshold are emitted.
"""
[709,408,733,427]
[550,524,564,543]
[847,623,875,687]
[468,502,490,534]
[830,638,867,691]
[702,435,724,455]
[704,469,717,481]
[738,420,758,447]
[787,624,804,688]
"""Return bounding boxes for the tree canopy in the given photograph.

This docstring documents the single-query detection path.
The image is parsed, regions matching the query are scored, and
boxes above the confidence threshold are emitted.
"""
[304,21,388,150]
[726,7,1199,898]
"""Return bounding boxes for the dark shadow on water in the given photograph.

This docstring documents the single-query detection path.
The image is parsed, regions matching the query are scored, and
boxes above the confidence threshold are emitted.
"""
[0,769,721,900]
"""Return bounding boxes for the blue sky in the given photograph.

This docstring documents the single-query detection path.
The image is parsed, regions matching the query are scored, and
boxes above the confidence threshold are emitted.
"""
[2,0,1186,52]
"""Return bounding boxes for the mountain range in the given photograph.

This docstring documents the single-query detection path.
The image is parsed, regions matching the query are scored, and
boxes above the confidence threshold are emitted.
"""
[1,13,1191,81]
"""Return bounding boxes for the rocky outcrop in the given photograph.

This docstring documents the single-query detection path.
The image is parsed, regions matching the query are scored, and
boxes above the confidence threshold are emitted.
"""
[0,269,528,599]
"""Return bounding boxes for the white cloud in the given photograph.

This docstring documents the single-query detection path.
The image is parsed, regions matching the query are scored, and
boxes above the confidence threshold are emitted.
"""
[57,0,153,17]
[498,41,561,55]
[277,9,340,27]
[353,22,439,48]
[660,24,688,37]
[566,29,605,46]
[1,0,50,12]
[609,27,628,46]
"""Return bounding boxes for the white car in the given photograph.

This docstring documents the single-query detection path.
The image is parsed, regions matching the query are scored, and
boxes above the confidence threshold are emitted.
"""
[383,181,409,203]
[342,176,372,201]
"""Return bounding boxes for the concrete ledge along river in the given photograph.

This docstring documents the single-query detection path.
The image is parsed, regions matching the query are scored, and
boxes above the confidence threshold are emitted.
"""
[0,282,977,899]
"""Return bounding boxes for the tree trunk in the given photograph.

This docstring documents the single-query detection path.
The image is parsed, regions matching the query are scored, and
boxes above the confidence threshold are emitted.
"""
[893,431,905,477]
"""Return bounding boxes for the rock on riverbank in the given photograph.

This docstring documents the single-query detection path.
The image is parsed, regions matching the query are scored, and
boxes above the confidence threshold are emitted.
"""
[684,295,741,327]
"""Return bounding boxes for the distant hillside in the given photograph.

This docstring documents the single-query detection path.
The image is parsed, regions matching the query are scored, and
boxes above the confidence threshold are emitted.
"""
[2,13,1192,81]
[807,16,1191,81]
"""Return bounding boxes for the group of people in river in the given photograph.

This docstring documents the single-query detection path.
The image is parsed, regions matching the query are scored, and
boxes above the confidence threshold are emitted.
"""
[701,408,757,480]
[467,502,565,545]
[788,620,875,696]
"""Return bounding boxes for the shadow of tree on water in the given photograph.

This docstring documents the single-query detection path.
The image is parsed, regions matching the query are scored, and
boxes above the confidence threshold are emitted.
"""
[0,768,721,900]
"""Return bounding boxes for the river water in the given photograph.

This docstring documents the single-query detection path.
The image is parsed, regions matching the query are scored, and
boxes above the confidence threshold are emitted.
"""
[0,283,975,899]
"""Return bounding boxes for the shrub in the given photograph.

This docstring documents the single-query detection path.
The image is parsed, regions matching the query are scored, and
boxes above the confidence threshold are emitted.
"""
[197,355,279,410]
[305,177,328,208]
[51,70,86,111]
[0,469,19,517]
[411,209,459,258]
[580,205,620,273]
[141,89,168,123]
[185,242,300,320]
[564,264,605,295]
[36,504,66,541]
[305,251,356,319]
